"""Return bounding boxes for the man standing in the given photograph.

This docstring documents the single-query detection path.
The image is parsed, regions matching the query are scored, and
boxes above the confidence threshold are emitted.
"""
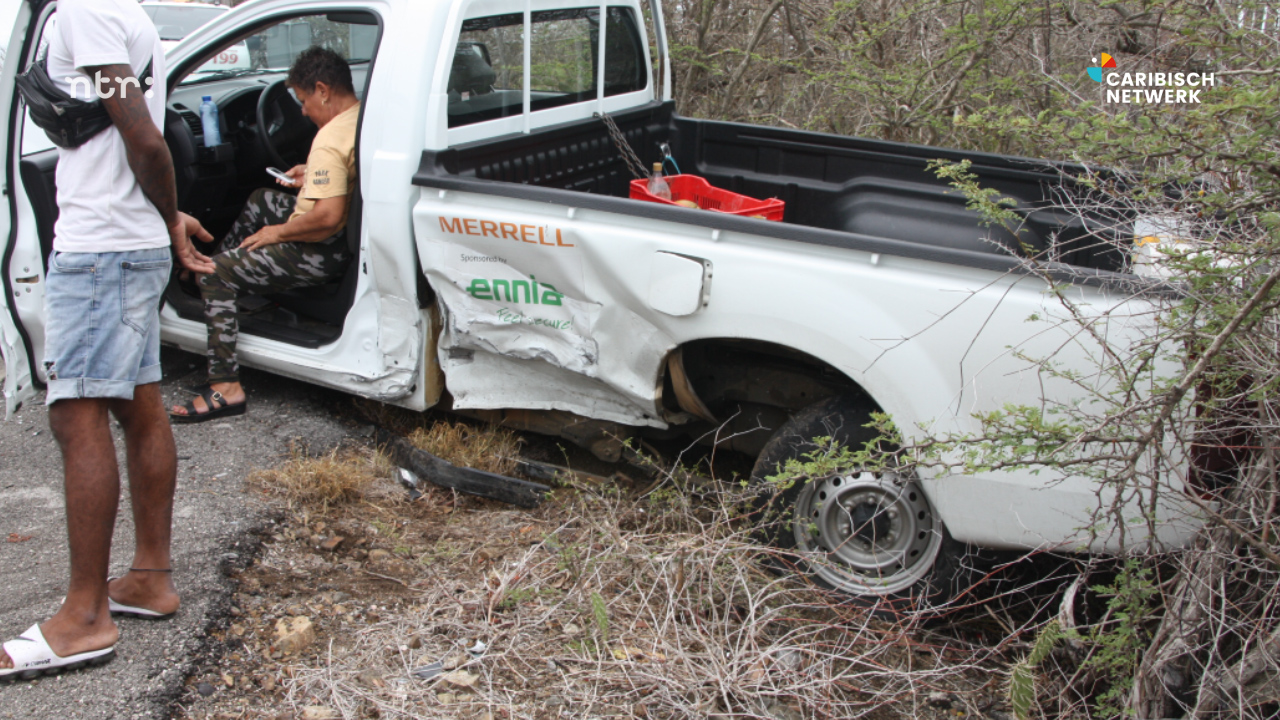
[0,0,214,679]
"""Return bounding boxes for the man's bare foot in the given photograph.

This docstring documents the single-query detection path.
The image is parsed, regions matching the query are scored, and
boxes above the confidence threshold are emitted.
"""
[109,570,181,617]
[1,605,119,669]
[169,381,246,418]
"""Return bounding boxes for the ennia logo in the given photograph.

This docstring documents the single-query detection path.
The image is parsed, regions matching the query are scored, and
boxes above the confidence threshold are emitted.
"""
[1086,52,1216,103]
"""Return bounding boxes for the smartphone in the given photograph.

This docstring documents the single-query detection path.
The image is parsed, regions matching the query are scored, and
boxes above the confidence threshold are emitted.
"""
[266,167,299,186]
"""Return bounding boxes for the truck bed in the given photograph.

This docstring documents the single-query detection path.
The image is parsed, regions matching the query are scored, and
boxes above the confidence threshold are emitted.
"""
[414,101,1126,277]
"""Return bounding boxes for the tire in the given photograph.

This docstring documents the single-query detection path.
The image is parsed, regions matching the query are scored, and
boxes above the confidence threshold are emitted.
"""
[751,394,972,615]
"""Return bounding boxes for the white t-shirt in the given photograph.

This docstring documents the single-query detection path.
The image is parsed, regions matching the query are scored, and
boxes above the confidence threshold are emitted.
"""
[46,0,169,253]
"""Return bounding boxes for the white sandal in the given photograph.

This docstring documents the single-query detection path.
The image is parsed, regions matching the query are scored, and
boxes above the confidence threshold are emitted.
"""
[107,572,178,619]
[58,572,179,620]
[0,624,115,682]
[109,596,175,619]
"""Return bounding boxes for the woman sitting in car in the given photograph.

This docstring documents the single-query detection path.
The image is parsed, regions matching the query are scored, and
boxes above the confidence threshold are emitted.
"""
[170,46,359,422]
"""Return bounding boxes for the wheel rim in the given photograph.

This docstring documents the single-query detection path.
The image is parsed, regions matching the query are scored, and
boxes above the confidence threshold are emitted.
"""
[792,470,942,596]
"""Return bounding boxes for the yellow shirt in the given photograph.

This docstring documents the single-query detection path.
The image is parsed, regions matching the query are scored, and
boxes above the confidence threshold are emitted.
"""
[289,102,360,231]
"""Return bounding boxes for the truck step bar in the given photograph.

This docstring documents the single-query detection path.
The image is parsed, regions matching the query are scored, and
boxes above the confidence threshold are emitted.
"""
[376,429,550,508]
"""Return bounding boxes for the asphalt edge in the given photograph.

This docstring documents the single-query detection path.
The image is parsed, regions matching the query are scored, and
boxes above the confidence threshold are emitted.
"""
[153,507,284,720]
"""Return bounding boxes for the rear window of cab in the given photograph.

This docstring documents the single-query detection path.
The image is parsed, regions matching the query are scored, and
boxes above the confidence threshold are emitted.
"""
[447,6,647,128]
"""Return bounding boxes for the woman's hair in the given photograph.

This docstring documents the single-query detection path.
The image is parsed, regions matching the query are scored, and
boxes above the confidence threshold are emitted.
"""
[287,46,356,96]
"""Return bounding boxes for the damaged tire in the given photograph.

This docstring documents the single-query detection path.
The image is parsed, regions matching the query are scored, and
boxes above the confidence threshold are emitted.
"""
[752,394,972,615]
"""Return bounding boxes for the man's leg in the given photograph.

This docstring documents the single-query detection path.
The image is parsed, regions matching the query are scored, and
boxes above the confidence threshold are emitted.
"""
[0,399,121,670]
[1,248,174,672]
[105,383,180,615]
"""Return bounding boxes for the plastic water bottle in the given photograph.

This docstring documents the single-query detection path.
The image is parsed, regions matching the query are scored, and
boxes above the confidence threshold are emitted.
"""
[200,96,221,147]
[647,162,671,200]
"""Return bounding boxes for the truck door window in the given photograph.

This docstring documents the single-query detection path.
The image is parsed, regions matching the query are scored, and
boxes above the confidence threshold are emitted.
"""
[448,6,646,128]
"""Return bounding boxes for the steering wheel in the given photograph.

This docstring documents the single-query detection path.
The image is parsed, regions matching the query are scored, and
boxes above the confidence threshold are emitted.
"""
[256,79,316,170]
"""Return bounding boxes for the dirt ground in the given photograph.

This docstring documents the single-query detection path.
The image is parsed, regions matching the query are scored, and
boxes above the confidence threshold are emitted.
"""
[0,351,364,720]
[167,408,1016,720]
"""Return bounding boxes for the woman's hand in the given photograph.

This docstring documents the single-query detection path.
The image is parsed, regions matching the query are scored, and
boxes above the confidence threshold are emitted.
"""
[278,164,306,187]
[240,224,286,252]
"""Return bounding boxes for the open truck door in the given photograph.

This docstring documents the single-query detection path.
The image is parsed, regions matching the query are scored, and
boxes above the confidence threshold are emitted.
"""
[0,0,56,416]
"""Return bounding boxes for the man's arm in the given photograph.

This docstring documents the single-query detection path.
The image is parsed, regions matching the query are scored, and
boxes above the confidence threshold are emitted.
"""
[88,64,175,224]
[88,64,214,273]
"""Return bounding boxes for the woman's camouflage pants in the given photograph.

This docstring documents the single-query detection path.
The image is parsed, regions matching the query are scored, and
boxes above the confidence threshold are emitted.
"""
[199,188,350,383]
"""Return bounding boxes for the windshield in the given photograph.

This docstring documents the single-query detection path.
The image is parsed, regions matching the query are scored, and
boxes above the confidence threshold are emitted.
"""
[178,14,378,85]
[142,5,226,42]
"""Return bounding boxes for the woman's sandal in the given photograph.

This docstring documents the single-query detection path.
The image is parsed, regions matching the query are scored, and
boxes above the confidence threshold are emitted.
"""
[169,387,247,424]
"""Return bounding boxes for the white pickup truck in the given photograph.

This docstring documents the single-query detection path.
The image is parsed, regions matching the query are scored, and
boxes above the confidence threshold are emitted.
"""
[0,0,1199,606]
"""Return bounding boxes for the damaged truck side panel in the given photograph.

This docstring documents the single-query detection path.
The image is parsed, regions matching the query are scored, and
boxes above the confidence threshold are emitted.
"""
[410,187,1188,558]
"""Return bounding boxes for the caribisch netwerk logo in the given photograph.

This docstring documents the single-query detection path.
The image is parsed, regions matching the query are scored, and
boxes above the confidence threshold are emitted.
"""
[1086,52,1117,82]
[1087,52,1215,103]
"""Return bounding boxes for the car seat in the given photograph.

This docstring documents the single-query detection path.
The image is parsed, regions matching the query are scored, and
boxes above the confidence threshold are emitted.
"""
[448,43,496,97]
[266,189,362,328]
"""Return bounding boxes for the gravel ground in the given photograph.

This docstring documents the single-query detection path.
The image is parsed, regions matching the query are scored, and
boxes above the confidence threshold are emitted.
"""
[0,347,365,720]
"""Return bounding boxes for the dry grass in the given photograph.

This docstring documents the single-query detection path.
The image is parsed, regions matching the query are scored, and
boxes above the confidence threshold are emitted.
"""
[185,424,1016,720]
[277,482,1001,718]
[246,445,384,511]
[408,421,521,477]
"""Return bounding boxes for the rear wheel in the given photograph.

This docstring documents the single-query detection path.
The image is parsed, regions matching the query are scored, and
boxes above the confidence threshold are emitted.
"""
[752,394,971,613]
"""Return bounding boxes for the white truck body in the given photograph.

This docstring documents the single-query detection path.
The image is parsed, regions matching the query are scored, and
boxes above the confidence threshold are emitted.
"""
[0,0,1199,576]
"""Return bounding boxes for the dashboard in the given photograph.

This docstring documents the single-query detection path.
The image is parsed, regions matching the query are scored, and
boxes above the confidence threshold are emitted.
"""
[167,63,370,150]
[161,63,369,231]
[169,71,293,170]
[163,72,293,226]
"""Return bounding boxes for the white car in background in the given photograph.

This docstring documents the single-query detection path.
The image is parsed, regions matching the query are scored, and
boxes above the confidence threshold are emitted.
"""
[141,1,251,76]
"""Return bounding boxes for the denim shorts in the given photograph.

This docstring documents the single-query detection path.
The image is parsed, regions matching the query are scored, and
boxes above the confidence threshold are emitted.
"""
[43,248,171,404]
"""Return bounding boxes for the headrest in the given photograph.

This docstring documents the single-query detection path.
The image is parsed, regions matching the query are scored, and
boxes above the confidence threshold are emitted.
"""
[448,45,496,95]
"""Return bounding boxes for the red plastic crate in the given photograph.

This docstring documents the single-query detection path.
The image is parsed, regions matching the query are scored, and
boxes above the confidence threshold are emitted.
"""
[629,174,785,222]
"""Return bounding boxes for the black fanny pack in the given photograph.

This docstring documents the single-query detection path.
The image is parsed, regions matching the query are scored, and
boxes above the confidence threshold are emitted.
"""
[15,57,154,149]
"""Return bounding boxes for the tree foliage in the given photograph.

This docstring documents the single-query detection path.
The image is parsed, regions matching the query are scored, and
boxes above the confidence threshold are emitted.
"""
[667,0,1280,716]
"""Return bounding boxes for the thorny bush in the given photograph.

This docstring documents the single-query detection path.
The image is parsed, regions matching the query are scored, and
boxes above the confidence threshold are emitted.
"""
[670,0,1280,714]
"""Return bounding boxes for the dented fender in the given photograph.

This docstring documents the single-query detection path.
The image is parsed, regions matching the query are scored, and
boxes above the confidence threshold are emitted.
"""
[414,200,674,427]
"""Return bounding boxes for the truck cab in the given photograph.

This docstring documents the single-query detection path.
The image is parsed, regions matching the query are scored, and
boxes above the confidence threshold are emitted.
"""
[3,0,429,416]
[2,0,670,418]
